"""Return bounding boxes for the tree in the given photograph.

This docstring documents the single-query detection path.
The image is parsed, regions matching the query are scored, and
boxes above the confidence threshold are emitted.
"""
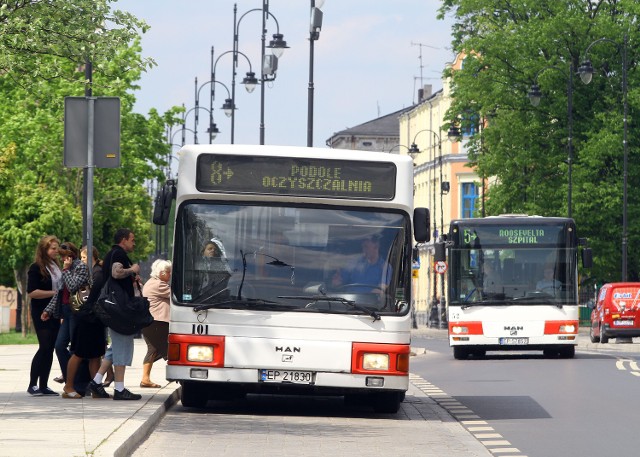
[0,1,176,334]
[439,0,640,282]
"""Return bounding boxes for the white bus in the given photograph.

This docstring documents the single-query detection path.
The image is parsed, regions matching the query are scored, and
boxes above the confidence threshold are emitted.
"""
[441,215,592,360]
[153,144,430,413]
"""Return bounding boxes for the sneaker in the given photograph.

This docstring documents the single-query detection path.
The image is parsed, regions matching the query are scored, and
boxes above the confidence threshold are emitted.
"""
[88,380,111,399]
[113,388,142,401]
[39,387,60,396]
[27,386,43,396]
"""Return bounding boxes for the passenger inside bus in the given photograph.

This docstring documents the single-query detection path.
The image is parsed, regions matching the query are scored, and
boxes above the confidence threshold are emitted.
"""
[196,238,232,298]
[481,261,503,295]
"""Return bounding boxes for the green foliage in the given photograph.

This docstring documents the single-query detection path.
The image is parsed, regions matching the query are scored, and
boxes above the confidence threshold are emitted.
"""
[439,0,640,282]
[0,1,177,293]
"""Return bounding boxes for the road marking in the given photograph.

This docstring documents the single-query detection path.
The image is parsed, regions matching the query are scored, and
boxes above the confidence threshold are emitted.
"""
[410,373,528,457]
[616,358,640,377]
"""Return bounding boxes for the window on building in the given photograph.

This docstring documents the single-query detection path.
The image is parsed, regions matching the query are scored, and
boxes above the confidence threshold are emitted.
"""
[461,183,479,218]
[462,113,479,137]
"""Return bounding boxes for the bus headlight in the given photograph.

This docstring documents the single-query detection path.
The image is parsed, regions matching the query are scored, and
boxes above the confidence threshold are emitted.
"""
[362,353,389,371]
[187,345,214,363]
[559,324,576,334]
[451,325,468,334]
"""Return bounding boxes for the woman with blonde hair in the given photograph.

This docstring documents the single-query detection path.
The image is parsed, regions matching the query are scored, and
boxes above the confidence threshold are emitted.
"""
[26,235,63,396]
[140,259,172,388]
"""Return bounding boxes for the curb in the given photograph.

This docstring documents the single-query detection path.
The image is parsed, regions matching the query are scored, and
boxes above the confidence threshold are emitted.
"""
[95,385,181,457]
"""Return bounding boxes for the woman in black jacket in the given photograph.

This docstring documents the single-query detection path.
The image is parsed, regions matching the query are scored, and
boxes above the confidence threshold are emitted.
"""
[26,235,63,396]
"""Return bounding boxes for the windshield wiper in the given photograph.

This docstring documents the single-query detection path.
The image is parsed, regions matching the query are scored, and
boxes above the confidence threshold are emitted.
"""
[193,298,285,312]
[278,295,381,321]
[512,292,564,308]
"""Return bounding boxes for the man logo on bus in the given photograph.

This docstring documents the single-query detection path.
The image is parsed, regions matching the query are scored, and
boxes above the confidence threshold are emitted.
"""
[275,346,301,353]
[504,326,524,336]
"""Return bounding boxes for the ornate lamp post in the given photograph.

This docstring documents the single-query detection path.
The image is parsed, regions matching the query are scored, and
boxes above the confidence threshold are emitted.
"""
[579,34,629,280]
[234,1,288,144]
[527,63,574,218]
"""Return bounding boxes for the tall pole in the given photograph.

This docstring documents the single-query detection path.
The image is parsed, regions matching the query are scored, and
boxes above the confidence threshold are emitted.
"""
[209,46,215,144]
[567,64,573,219]
[83,58,94,274]
[231,4,238,144]
[622,33,628,281]
[307,1,315,147]
[259,0,267,144]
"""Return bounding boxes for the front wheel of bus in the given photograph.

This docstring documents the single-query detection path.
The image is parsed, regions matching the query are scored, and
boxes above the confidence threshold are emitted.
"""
[372,391,402,414]
[181,381,209,408]
[453,346,469,360]
[558,346,575,358]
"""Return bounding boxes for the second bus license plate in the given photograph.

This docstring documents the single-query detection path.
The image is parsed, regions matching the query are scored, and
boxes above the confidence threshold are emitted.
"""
[259,369,314,384]
[499,337,529,345]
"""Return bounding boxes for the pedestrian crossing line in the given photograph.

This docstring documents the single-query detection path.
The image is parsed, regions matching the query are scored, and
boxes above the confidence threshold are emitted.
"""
[474,433,503,439]
[488,448,523,455]
[410,373,528,457]
[481,440,511,446]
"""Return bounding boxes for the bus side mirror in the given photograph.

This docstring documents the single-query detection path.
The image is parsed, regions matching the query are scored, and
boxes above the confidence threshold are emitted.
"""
[582,247,593,269]
[413,207,430,243]
[153,180,176,226]
[434,241,446,262]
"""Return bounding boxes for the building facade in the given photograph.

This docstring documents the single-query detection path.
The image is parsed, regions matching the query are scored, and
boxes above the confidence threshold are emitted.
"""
[400,53,482,326]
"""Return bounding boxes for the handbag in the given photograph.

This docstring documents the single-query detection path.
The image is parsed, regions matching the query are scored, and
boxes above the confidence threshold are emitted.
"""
[94,277,154,335]
[70,285,91,313]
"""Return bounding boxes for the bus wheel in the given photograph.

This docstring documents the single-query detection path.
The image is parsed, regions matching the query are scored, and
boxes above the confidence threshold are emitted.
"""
[181,382,209,408]
[589,326,600,343]
[600,326,609,344]
[453,346,469,360]
[558,346,575,359]
[372,392,402,414]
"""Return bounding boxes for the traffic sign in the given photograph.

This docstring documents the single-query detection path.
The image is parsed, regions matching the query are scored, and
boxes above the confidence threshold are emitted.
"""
[435,260,448,274]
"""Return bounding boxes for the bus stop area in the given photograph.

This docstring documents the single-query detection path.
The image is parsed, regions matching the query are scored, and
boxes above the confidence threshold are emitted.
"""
[1,330,639,457]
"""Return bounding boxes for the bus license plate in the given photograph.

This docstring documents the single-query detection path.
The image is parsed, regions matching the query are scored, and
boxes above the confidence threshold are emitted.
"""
[499,337,529,345]
[613,320,634,326]
[260,369,313,384]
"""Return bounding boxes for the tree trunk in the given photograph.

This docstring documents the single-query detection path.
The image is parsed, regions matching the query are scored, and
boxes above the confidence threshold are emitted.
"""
[14,268,30,336]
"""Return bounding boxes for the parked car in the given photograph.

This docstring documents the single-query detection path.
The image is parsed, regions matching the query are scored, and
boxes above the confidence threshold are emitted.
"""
[589,282,640,343]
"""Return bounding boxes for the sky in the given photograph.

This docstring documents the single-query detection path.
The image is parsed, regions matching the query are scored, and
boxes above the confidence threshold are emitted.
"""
[115,0,456,149]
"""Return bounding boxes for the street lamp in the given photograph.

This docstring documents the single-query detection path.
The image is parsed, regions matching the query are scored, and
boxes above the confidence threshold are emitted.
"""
[527,63,574,218]
[234,1,288,145]
[213,47,257,144]
[192,48,237,144]
[579,34,629,281]
[307,0,325,147]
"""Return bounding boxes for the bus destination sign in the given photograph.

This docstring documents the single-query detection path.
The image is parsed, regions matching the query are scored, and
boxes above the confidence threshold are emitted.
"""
[460,225,565,246]
[196,154,397,200]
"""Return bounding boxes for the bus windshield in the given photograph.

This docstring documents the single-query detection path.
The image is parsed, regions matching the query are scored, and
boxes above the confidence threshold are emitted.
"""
[173,202,410,316]
[448,221,578,306]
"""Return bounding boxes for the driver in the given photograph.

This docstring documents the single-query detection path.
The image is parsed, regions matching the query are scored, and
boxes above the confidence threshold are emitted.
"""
[331,234,392,291]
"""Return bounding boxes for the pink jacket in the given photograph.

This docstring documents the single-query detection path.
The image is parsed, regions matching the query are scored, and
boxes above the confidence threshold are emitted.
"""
[142,277,170,323]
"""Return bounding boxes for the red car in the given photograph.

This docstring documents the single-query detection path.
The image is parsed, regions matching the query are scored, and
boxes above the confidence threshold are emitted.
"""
[590,282,640,343]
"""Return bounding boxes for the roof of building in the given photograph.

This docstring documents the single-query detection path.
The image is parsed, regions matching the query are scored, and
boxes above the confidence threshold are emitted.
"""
[328,106,415,139]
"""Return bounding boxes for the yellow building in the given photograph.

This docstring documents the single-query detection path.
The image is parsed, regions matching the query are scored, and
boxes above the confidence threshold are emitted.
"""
[400,53,482,326]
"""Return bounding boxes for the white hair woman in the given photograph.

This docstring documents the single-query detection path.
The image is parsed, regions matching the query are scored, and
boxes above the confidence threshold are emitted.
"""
[140,259,172,388]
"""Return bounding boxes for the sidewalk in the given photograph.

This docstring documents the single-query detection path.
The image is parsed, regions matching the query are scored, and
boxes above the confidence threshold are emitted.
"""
[1,328,638,457]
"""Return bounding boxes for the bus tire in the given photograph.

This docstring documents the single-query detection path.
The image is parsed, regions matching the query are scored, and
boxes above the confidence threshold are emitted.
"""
[600,326,609,344]
[453,346,469,360]
[558,346,575,358]
[181,382,209,408]
[372,391,402,414]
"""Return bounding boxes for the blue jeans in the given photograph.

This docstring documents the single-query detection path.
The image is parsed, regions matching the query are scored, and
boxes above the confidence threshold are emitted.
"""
[55,304,76,380]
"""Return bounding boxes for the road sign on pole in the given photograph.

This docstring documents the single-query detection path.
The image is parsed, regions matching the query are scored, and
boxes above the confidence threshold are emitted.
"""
[63,97,120,168]
[435,260,448,274]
